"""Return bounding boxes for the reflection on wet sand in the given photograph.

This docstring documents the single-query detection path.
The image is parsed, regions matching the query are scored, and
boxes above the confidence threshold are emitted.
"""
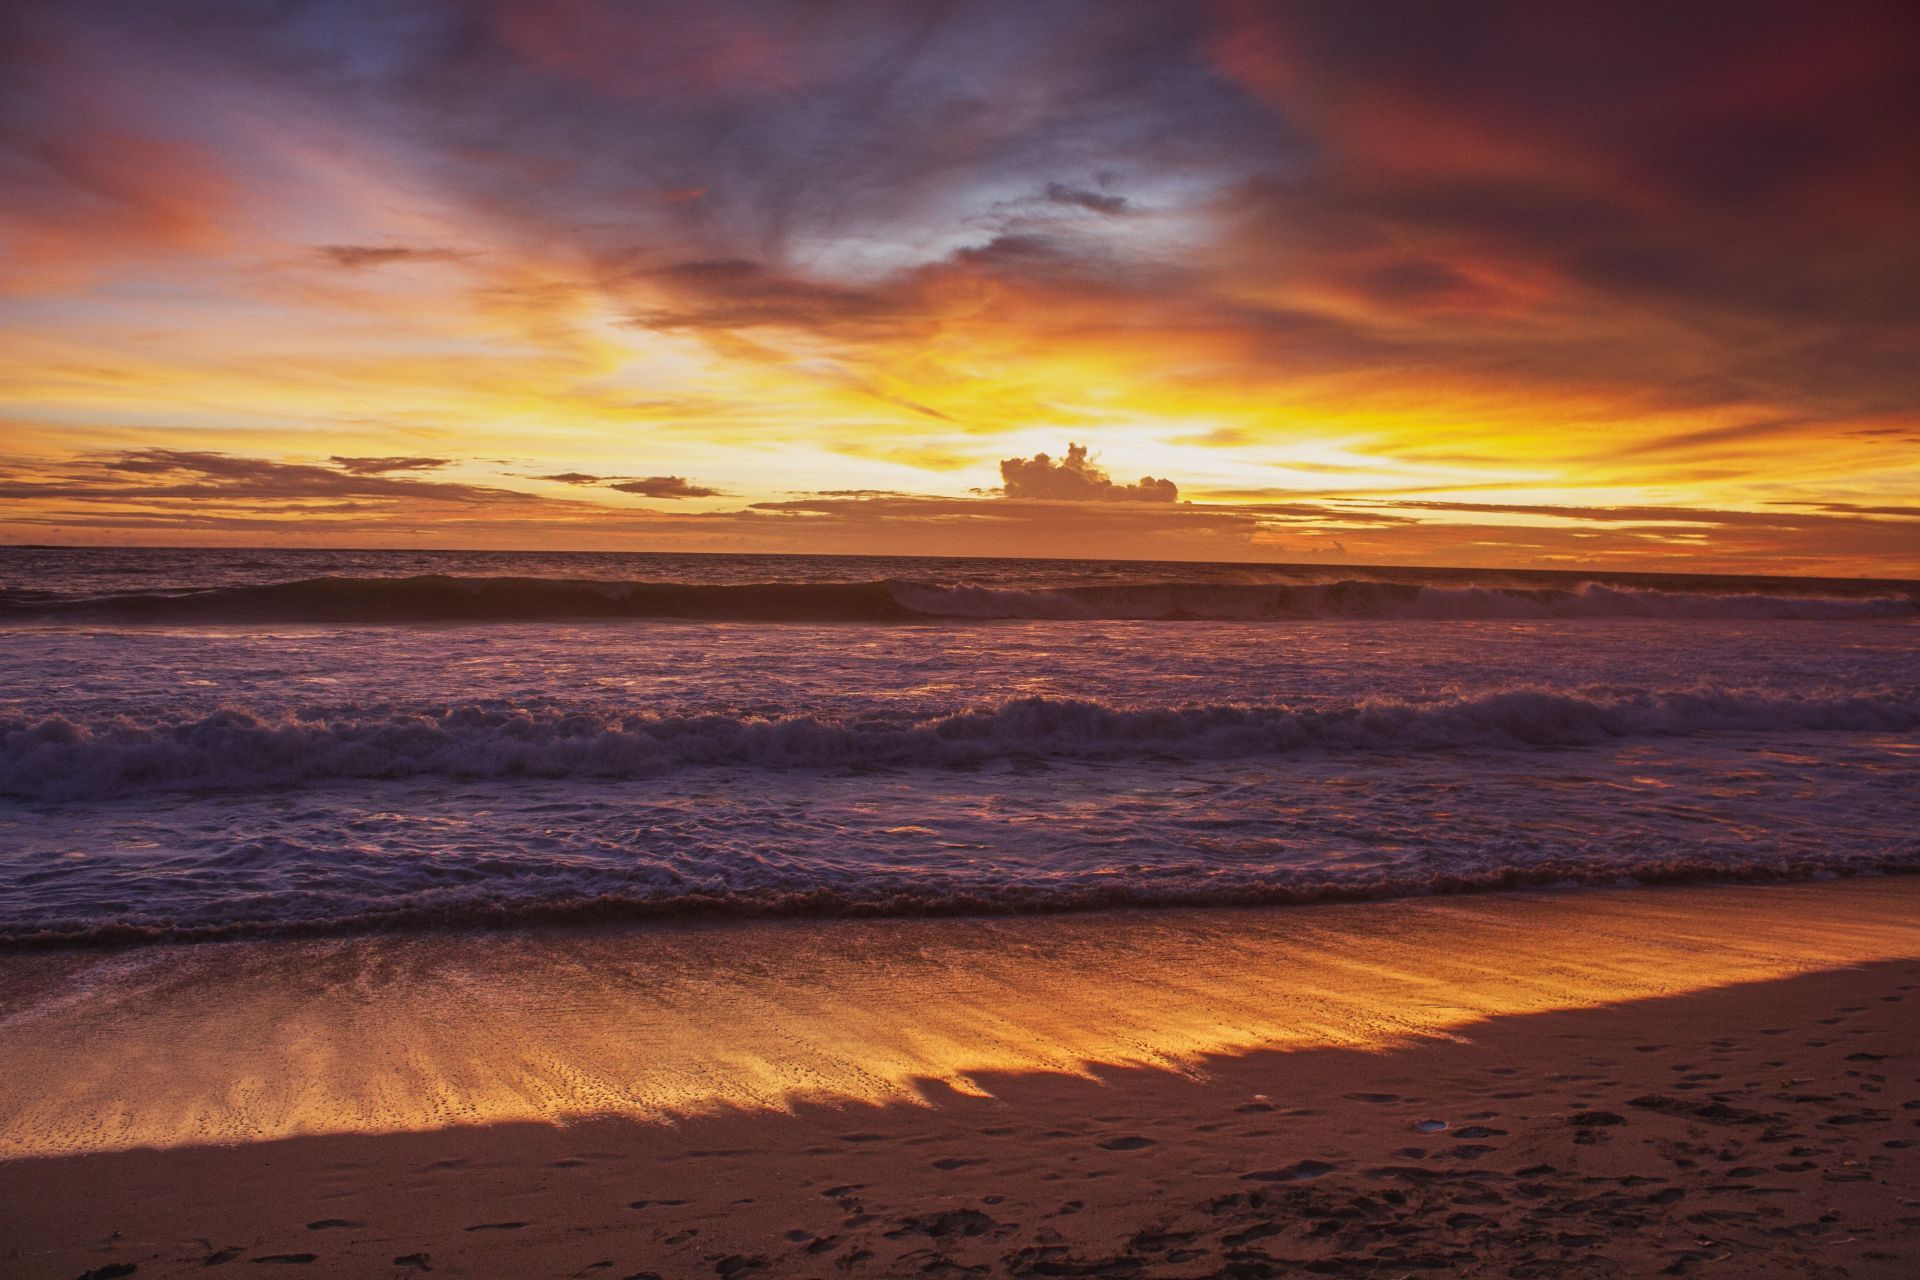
[3,879,1917,1158]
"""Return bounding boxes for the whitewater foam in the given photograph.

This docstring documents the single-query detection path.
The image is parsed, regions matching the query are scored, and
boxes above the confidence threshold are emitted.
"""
[3,549,1915,951]
[5,686,1916,801]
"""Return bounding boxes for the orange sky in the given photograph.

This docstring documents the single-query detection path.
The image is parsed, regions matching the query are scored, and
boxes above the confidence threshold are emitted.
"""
[1,0,1916,574]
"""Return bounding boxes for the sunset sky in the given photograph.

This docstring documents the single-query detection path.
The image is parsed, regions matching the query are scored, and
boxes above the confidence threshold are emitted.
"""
[2,0,1916,572]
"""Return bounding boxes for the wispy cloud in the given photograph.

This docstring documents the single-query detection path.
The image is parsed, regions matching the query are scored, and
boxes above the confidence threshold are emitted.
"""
[328,455,452,475]
[608,475,722,499]
[314,245,463,270]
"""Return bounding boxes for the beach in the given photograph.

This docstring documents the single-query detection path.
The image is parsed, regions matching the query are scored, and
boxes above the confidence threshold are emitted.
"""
[4,879,1918,1277]
[3,548,1917,1275]
[6,0,1919,1269]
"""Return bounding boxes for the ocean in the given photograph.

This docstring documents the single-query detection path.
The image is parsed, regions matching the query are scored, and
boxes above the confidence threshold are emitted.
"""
[1,547,1916,946]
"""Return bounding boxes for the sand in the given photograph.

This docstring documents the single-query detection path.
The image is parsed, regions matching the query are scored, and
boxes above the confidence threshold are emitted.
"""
[2,880,1918,1277]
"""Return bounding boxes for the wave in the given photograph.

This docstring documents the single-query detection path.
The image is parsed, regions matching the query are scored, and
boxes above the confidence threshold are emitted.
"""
[4,859,1915,950]
[1,574,1912,624]
[6,687,1916,801]
[889,580,1917,621]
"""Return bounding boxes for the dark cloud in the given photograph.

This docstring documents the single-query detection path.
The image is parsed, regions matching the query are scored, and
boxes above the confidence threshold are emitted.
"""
[1043,183,1129,216]
[1200,0,1920,416]
[532,471,721,497]
[21,0,1910,425]
[7,450,545,506]
[328,455,452,474]
[608,475,721,499]
[629,260,911,336]
[999,444,1178,503]
[1776,501,1920,519]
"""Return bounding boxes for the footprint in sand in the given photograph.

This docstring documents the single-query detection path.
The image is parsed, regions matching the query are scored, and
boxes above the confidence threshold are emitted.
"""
[462,1222,527,1232]
[1096,1136,1156,1151]
[881,1209,1000,1240]
[304,1219,362,1231]
[930,1157,985,1170]
[249,1255,318,1265]
[392,1256,430,1272]
[1240,1159,1337,1183]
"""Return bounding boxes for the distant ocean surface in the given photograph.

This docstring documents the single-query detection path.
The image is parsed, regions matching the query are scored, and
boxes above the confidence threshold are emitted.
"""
[2,547,1916,946]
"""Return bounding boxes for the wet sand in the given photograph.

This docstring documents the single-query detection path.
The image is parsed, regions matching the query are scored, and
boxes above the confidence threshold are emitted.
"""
[3,880,1918,1277]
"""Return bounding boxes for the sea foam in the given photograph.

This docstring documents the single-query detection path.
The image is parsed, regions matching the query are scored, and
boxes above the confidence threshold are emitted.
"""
[6,686,1916,801]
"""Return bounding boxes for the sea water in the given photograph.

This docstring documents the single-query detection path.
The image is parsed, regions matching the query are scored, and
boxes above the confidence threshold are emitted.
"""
[1,547,1915,944]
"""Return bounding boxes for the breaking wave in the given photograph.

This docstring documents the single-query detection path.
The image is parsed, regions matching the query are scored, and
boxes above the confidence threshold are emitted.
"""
[6,687,1916,802]
[0,574,1912,624]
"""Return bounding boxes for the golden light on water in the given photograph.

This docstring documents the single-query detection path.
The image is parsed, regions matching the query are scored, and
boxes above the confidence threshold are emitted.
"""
[4,879,1917,1159]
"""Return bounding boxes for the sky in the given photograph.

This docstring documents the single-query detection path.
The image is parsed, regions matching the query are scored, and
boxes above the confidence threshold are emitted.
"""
[1,0,1916,573]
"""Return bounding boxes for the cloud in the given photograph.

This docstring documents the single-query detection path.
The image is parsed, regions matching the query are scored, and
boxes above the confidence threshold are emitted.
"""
[1777,501,1920,519]
[5,448,1916,575]
[0,2,1915,573]
[608,475,721,499]
[999,444,1178,503]
[7,449,547,506]
[315,245,462,270]
[1043,183,1129,216]
[1377,499,1912,529]
[328,455,452,474]
[533,471,722,497]
[628,259,910,336]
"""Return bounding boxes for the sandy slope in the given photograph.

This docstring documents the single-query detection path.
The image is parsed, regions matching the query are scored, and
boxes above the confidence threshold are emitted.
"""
[2,882,1917,1277]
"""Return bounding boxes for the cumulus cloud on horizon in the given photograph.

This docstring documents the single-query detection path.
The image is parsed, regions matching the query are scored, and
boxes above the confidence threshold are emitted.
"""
[999,444,1178,503]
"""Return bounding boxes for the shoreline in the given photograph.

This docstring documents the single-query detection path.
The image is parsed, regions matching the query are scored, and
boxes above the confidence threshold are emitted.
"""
[3,880,1918,1276]
[4,962,1916,1278]
[8,865,1920,952]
